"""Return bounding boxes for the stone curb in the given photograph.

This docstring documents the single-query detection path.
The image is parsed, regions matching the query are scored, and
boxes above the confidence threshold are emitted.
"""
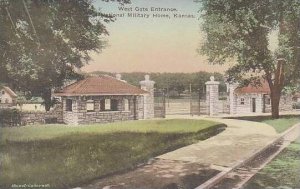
[195,122,300,189]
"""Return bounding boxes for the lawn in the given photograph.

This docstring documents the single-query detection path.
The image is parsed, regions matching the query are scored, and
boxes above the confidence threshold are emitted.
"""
[0,119,225,189]
[227,115,300,133]
[261,117,300,133]
[244,137,300,189]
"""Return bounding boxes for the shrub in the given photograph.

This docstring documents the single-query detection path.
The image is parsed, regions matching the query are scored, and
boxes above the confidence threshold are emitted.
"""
[0,108,21,127]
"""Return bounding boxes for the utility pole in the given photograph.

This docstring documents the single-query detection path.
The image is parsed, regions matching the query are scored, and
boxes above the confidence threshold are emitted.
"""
[189,83,192,116]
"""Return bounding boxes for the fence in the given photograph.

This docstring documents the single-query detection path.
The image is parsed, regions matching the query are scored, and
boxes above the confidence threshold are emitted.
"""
[154,90,166,118]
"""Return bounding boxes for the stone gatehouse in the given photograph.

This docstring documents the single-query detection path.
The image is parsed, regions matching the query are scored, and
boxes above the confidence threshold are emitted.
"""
[54,74,155,125]
[227,80,293,114]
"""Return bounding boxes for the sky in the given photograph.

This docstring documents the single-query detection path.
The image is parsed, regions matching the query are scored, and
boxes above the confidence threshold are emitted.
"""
[82,0,229,73]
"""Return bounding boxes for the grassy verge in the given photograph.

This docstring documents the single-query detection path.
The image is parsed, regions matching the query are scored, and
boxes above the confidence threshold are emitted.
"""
[227,115,300,133]
[0,119,225,189]
[245,138,300,189]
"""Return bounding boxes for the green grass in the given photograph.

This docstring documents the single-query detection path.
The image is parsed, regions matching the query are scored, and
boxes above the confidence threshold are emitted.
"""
[0,119,225,189]
[0,119,221,142]
[262,117,300,133]
[245,138,300,189]
[227,115,300,133]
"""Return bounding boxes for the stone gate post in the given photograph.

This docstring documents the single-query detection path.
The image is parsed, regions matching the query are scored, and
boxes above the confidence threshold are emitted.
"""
[140,75,155,119]
[228,83,238,115]
[206,76,220,116]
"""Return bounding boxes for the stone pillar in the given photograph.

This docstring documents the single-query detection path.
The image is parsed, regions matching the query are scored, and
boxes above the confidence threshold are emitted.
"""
[139,75,155,119]
[62,97,79,125]
[115,73,127,82]
[228,83,238,115]
[205,76,220,116]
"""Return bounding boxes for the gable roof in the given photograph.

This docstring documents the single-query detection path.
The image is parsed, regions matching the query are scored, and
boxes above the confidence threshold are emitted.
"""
[1,86,17,98]
[55,75,148,96]
[234,80,270,94]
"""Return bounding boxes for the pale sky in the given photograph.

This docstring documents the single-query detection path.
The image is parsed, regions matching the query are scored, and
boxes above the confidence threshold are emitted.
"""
[82,0,229,73]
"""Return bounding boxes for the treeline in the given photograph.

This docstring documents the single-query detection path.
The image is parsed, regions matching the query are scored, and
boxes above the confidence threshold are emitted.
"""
[89,71,227,96]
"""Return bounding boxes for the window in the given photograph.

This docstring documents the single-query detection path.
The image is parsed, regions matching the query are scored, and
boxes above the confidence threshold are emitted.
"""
[66,99,73,112]
[124,99,129,111]
[265,98,271,105]
[240,98,245,105]
[86,100,95,112]
[1,90,4,95]
[111,99,118,111]
[105,99,111,110]
[5,98,8,103]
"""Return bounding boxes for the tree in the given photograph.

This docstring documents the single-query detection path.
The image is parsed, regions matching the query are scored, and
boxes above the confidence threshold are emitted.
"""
[0,0,129,111]
[198,0,300,118]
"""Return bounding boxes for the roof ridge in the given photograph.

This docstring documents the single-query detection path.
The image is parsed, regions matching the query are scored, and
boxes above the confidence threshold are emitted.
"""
[2,86,17,97]
[103,74,147,91]
[71,77,91,93]
[55,75,148,96]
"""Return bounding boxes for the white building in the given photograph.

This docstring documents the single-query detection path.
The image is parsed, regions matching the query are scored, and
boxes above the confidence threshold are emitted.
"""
[228,81,293,114]
[0,86,17,105]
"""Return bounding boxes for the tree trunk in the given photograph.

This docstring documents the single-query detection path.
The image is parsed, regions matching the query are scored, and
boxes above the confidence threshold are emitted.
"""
[268,16,287,119]
[267,58,285,119]
[41,89,52,112]
[270,87,281,119]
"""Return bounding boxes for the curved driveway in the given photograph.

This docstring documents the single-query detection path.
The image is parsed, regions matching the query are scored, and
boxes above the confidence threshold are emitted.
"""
[158,116,279,168]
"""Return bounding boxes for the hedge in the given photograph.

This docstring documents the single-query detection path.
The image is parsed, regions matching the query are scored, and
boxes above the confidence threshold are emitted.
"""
[0,109,21,127]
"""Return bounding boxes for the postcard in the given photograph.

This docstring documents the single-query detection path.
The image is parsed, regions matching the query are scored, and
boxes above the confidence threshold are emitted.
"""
[0,0,299,189]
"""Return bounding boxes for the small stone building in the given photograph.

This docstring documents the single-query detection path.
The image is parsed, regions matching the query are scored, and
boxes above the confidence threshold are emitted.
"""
[293,93,300,102]
[54,75,155,125]
[228,81,293,114]
[0,86,17,106]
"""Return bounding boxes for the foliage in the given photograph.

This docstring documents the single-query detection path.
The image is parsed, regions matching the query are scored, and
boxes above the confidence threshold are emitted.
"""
[0,108,21,127]
[0,119,224,141]
[262,117,300,133]
[198,0,300,118]
[0,119,225,188]
[0,0,129,110]
[245,138,300,189]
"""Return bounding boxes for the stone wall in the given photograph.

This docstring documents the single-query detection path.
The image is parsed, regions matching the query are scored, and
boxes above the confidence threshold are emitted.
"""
[234,94,264,114]
[0,104,15,109]
[21,105,63,125]
[78,111,134,124]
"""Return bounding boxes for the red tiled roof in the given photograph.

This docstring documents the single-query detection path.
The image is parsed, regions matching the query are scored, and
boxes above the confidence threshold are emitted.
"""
[55,75,148,96]
[234,80,270,94]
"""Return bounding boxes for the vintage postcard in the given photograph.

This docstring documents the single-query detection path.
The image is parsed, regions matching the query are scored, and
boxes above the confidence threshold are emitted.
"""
[0,0,299,189]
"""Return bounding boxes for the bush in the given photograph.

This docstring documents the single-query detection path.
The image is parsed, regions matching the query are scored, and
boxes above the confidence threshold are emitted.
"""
[0,109,21,127]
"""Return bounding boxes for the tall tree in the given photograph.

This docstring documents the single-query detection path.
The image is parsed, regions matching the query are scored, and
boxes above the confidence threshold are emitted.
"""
[198,0,300,118]
[0,0,129,110]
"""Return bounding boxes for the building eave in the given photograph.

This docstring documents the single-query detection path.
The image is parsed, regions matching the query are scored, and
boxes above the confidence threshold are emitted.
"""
[53,93,147,97]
